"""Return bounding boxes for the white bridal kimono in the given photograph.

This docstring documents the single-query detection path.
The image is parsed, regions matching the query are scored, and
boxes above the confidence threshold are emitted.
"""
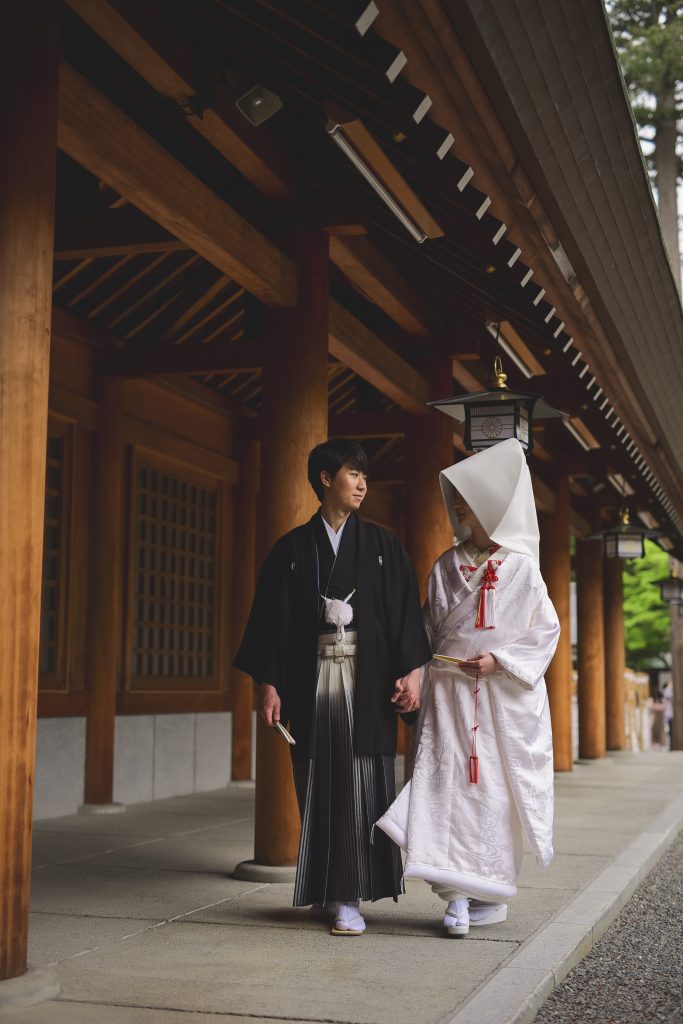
[377,439,560,902]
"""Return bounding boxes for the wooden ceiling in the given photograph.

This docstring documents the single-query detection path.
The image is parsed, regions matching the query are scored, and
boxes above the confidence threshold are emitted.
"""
[50,0,683,551]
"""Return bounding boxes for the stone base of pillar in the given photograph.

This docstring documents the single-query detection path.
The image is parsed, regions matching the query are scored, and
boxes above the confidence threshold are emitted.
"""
[233,859,297,883]
[78,802,127,815]
[0,966,60,1010]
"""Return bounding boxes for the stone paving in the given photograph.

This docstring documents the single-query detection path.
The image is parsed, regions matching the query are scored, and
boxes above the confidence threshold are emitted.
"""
[2,751,683,1024]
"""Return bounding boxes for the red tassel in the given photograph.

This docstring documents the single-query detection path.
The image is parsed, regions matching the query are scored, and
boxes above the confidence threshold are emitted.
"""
[469,755,479,784]
[475,559,501,630]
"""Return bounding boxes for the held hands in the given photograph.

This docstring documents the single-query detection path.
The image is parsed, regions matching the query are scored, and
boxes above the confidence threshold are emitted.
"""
[391,667,421,714]
[460,653,498,677]
[259,684,281,726]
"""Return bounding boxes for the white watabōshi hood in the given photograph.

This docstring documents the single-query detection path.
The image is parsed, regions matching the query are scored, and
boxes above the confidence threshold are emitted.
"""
[439,438,540,563]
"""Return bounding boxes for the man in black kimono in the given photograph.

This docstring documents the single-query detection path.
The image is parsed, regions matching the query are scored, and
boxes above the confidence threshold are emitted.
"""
[234,438,431,935]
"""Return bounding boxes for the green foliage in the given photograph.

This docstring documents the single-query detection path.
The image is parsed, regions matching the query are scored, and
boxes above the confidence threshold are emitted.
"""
[607,1,683,171]
[622,539,671,668]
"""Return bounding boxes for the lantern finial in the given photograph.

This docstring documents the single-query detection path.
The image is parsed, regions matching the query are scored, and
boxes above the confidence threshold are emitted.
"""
[489,356,508,390]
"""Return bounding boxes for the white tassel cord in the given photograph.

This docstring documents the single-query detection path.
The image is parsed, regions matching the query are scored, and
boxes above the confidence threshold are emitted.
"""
[322,589,356,641]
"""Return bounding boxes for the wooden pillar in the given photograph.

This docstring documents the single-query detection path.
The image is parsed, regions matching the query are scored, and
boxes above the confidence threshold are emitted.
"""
[539,476,573,771]
[404,359,454,602]
[403,359,454,780]
[0,0,58,981]
[576,537,606,759]
[230,440,259,780]
[604,558,626,751]
[253,233,329,868]
[83,378,126,807]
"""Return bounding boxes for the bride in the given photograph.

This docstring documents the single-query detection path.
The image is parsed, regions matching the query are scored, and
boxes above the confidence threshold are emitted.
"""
[376,439,560,937]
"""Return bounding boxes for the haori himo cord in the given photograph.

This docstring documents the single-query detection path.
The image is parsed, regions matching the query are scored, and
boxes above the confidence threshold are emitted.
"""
[377,439,560,938]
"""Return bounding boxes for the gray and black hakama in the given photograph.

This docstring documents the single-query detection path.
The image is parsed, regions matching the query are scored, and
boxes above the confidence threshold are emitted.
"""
[292,630,403,907]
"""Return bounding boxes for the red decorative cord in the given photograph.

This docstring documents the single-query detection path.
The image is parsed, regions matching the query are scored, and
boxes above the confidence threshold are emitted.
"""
[469,667,480,784]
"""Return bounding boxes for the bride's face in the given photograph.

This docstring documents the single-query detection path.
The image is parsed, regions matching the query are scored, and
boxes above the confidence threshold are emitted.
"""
[453,494,483,533]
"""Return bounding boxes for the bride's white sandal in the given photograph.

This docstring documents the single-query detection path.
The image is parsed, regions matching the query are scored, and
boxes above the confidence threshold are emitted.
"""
[331,902,366,936]
[468,900,507,926]
[444,898,470,937]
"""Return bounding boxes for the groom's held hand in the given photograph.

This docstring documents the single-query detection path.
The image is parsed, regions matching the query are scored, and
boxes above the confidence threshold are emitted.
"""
[391,668,421,713]
[259,684,281,726]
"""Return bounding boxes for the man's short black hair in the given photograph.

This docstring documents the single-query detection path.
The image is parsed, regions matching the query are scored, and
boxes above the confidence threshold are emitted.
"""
[307,438,369,500]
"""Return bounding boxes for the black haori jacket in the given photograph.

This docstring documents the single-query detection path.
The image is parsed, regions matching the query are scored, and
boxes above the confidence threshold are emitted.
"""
[234,512,431,762]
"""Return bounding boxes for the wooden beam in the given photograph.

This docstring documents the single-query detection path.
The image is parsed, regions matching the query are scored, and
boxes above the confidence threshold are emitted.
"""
[57,63,297,306]
[329,300,430,414]
[65,0,295,199]
[101,340,267,377]
[54,207,189,260]
[329,236,427,334]
[52,304,124,350]
[452,356,484,393]
[329,411,408,438]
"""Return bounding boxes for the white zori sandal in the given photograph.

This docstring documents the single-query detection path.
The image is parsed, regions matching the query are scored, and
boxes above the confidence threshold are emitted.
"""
[468,900,508,926]
[444,898,470,937]
[331,901,366,936]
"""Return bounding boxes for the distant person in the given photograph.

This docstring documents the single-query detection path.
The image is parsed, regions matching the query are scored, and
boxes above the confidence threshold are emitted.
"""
[662,680,674,750]
[377,439,560,938]
[650,690,666,747]
[234,438,430,936]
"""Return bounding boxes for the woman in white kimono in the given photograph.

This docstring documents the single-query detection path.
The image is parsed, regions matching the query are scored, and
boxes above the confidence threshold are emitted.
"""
[376,439,560,937]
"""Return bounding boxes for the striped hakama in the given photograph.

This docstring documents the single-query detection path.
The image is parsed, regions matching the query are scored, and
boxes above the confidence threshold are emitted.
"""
[292,631,404,907]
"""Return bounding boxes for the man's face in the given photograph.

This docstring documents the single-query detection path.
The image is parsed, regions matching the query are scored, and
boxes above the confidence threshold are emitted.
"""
[321,462,367,511]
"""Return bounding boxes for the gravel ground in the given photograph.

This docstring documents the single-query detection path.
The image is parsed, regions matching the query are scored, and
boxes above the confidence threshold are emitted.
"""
[535,829,683,1024]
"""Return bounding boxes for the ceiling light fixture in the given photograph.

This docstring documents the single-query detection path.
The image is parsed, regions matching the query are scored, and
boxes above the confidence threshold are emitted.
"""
[326,119,443,245]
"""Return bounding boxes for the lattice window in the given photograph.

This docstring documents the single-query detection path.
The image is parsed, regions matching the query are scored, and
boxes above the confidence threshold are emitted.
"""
[132,463,218,680]
[39,432,66,678]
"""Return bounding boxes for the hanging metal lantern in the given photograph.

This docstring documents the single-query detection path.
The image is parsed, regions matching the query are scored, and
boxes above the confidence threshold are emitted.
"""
[658,576,683,604]
[592,506,653,560]
[428,356,564,455]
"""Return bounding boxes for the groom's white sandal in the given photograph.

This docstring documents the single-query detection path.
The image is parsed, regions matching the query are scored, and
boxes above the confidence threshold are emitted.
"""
[468,900,507,926]
[444,898,470,937]
[331,902,366,936]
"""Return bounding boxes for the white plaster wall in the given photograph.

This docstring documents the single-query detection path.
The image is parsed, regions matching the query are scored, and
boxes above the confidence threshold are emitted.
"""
[33,717,86,820]
[34,711,232,819]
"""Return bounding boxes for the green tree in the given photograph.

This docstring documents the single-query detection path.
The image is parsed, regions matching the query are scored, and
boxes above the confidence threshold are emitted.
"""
[622,539,671,668]
[607,1,683,288]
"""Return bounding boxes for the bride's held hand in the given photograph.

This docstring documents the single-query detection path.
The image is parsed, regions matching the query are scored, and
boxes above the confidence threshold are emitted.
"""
[391,667,421,713]
[461,653,498,677]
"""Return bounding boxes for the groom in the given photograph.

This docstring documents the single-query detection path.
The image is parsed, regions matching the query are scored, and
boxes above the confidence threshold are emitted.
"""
[234,438,430,935]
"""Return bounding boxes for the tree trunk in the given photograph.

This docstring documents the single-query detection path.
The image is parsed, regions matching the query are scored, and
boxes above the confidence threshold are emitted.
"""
[653,84,681,292]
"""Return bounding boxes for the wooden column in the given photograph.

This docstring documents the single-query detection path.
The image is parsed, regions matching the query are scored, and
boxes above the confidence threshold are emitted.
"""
[230,440,259,780]
[576,537,606,759]
[404,359,455,602]
[0,0,58,981]
[83,378,126,806]
[604,558,626,751]
[539,476,573,771]
[403,359,454,780]
[253,233,329,869]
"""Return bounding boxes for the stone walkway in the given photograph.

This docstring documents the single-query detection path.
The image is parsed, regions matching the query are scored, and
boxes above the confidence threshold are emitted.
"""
[2,751,683,1024]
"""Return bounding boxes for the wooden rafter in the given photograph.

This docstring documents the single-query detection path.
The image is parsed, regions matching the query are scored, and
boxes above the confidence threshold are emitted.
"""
[329,300,430,414]
[100,340,268,377]
[329,236,428,334]
[65,0,296,199]
[57,63,297,306]
[54,207,190,260]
